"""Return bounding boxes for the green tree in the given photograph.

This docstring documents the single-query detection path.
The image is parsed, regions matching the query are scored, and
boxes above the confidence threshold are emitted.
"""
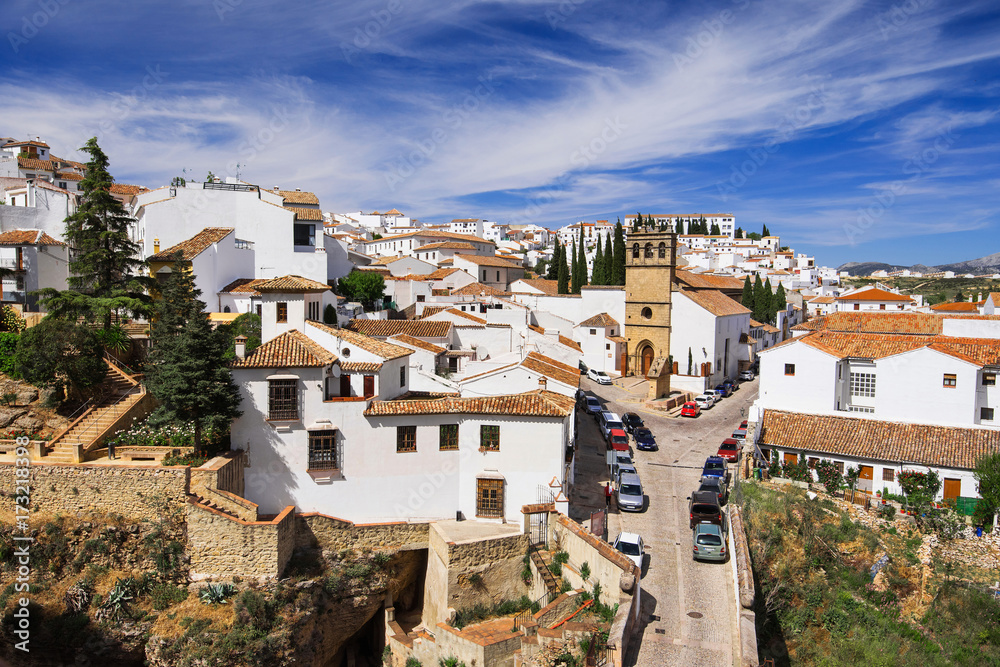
[337,270,385,308]
[747,232,762,241]
[772,283,787,317]
[144,258,242,452]
[547,238,561,280]
[973,452,1000,527]
[578,226,588,289]
[687,347,693,375]
[592,238,605,285]
[762,224,771,237]
[14,317,106,399]
[603,235,613,284]
[709,222,720,236]
[735,227,744,239]
[557,244,570,294]
[741,276,754,313]
[323,303,337,325]
[38,138,152,329]
[570,239,581,294]
[218,312,262,362]
[612,220,626,285]
[752,275,767,322]
[762,278,776,323]
[955,290,965,303]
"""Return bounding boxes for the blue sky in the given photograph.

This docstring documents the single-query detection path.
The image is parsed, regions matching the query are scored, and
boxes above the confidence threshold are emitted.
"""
[2,0,999,268]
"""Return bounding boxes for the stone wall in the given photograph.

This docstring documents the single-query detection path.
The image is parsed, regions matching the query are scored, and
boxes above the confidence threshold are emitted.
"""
[0,461,189,521]
[185,502,296,580]
[443,530,530,622]
[189,453,256,521]
[295,513,430,554]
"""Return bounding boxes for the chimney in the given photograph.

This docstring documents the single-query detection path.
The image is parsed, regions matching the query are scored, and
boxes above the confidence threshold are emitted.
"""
[234,335,248,360]
[273,185,279,191]
[153,238,160,254]
[538,376,547,391]
[295,188,301,192]
[977,292,982,302]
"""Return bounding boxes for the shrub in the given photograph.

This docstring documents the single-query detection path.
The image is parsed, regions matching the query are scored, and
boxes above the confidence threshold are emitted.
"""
[200,582,237,604]
[814,459,844,494]
[877,503,897,521]
[234,590,277,632]
[548,562,562,577]
[553,550,569,564]
[579,561,591,581]
[151,583,189,610]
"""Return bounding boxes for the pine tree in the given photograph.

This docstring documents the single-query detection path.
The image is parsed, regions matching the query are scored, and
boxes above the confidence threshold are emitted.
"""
[762,224,771,237]
[547,238,561,280]
[145,256,242,452]
[557,244,570,294]
[38,137,152,329]
[612,219,626,285]
[592,238,605,285]
[772,283,787,317]
[570,239,581,294]
[741,276,754,313]
[578,226,588,289]
[753,275,767,322]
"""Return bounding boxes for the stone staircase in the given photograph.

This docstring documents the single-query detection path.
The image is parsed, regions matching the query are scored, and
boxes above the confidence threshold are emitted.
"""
[189,493,241,519]
[530,547,561,599]
[44,361,146,463]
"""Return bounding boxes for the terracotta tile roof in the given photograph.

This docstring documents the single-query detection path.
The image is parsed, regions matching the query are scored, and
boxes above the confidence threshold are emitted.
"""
[580,285,624,291]
[5,139,49,149]
[513,278,559,296]
[679,288,751,317]
[231,329,336,369]
[431,289,449,296]
[0,230,65,246]
[284,206,323,221]
[443,308,487,324]
[528,324,544,334]
[674,269,745,291]
[219,278,268,295]
[415,241,477,251]
[340,361,382,372]
[54,171,83,181]
[795,312,1000,336]
[451,218,480,223]
[520,352,581,387]
[989,293,1000,305]
[16,157,54,171]
[364,389,575,418]
[453,253,523,268]
[368,230,496,246]
[835,287,913,302]
[109,183,149,196]
[578,312,619,328]
[271,189,320,205]
[607,335,627,343]
[451,282,511,297]
[559,335,582,352]
[255,275,331,293]
[148,227,234,261]
[418,306,450,319]
[385,208,403,215]
[388,334,447,355]
[931,301,980,313]
[808,296,836,304]
[306,320,414,360]
[759,409,1000,471]
[793,330,1000,365]
[344,318,452,339]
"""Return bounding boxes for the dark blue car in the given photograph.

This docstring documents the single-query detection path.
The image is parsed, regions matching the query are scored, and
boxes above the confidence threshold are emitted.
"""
[633,427,657,451]
[702,456,728,481]
[714,383,733,398]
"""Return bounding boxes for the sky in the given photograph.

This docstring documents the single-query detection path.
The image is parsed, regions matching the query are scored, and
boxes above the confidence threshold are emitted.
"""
[1,0,999,268]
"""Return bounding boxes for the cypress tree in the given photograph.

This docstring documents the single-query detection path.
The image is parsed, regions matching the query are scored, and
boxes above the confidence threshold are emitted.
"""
[570,239,581,293]
[675,218,684,235]
[547,238,561,280]
[762,224,771,237]
[592,238,605,285]
[687,347,693,376]
[603,235,613,285]
[710,223,720,236]
[578,225,588,289]
[741,276,754,313]
[145,255,242,452]
[772,283,787,317]
[557,244,570,294]
[753,275,767,322]
[612,219,626,285]
[735,227,744,239]
[38,137,152,329]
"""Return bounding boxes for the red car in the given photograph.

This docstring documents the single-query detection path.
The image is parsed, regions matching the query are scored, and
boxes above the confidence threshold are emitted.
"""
[680,401,701,418]
[717,438,741,462]
[608,428,630,451]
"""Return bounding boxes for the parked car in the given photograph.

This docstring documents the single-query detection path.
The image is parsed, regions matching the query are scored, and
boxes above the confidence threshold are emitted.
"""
[588,368,612,385]
[680,401,701,418]
[717,438,741,463]
[714,383,733,398]
[697,476,727,504]
[702,456,728,483]
[689,490,724,529]
[633,427,657,451]
[622,412,644,434]
[693,522,727,562]
[616,473,645,512]
[703,389,723,403]
[693,394,712,410]
[599,411,624,440]
[722,378,737,393]
[731,427,747,443]
[739,419,748,430]
[584,396,603,414]
[607,428,630,452]
[738,370,755,381]
[613,532,645,570]
[612,459,637,486]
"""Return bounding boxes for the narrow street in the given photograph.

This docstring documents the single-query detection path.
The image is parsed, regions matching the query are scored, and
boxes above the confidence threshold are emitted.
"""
[571,377,759,667]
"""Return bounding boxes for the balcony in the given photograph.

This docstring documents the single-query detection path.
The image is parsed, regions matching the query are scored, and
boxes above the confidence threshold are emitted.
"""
[0,258,24,271]
[203,182,259,193]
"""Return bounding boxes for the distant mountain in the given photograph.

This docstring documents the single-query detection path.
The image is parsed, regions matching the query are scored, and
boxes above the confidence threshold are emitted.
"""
[837,252,1000,276]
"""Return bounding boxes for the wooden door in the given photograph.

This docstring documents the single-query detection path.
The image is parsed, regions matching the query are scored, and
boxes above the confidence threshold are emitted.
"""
[641,347,654,376]
[363,375,375,398]
[783,452,798,465]
[943,478,961,501]
[858,465,874,492]
[339,374,351,398]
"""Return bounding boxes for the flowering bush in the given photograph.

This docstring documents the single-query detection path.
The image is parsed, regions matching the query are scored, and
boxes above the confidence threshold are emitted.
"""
[814,459,844,494]
[106,419,225,450]
[0,306,25,334]
[781,458,811,482]
[1,429,48,441]
[898,470,941,498]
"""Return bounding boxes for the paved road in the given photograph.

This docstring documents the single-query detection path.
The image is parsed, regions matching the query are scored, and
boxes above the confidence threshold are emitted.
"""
[571,377,759,667]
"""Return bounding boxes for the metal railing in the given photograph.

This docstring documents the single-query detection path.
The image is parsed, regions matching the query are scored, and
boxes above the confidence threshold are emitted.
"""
[71,387,143,449]
[203,181,258,192]
[511,591,549,631]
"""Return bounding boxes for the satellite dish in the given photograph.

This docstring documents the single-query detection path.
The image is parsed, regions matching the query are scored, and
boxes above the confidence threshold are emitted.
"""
[477,346,490,360]
[328,365,341,378]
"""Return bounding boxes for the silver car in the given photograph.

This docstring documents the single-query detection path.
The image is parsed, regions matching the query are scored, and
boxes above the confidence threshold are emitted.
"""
[693,522,727,562]
[616,472,644,512]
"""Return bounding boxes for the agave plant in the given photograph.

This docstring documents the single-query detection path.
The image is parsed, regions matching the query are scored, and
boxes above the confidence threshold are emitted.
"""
[98,577,135,621]
[200,582,237,604]
[64,580,93,613]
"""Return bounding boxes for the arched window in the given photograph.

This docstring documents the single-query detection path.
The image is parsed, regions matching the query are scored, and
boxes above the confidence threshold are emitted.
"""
[632,243,640,259]
[644,243,653,258]
[658,242,666,259]
[223,306,231,313]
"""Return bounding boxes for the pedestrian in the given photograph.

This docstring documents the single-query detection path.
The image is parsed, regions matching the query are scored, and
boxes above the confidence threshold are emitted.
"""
[107,441,116,460]
[605,482,612,509]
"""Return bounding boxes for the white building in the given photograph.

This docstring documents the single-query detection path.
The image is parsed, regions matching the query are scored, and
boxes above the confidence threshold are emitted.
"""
[575,313,625,376]
[669,288,751,391]
[0,230,69,311]
[835,285,915,312]
[229,280,576,523]
[624,213,735,239]
[365,230,495,260]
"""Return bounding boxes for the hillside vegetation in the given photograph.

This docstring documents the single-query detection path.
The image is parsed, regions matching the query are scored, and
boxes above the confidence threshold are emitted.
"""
[742,484,1000,666]
[842,276,1000,305]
